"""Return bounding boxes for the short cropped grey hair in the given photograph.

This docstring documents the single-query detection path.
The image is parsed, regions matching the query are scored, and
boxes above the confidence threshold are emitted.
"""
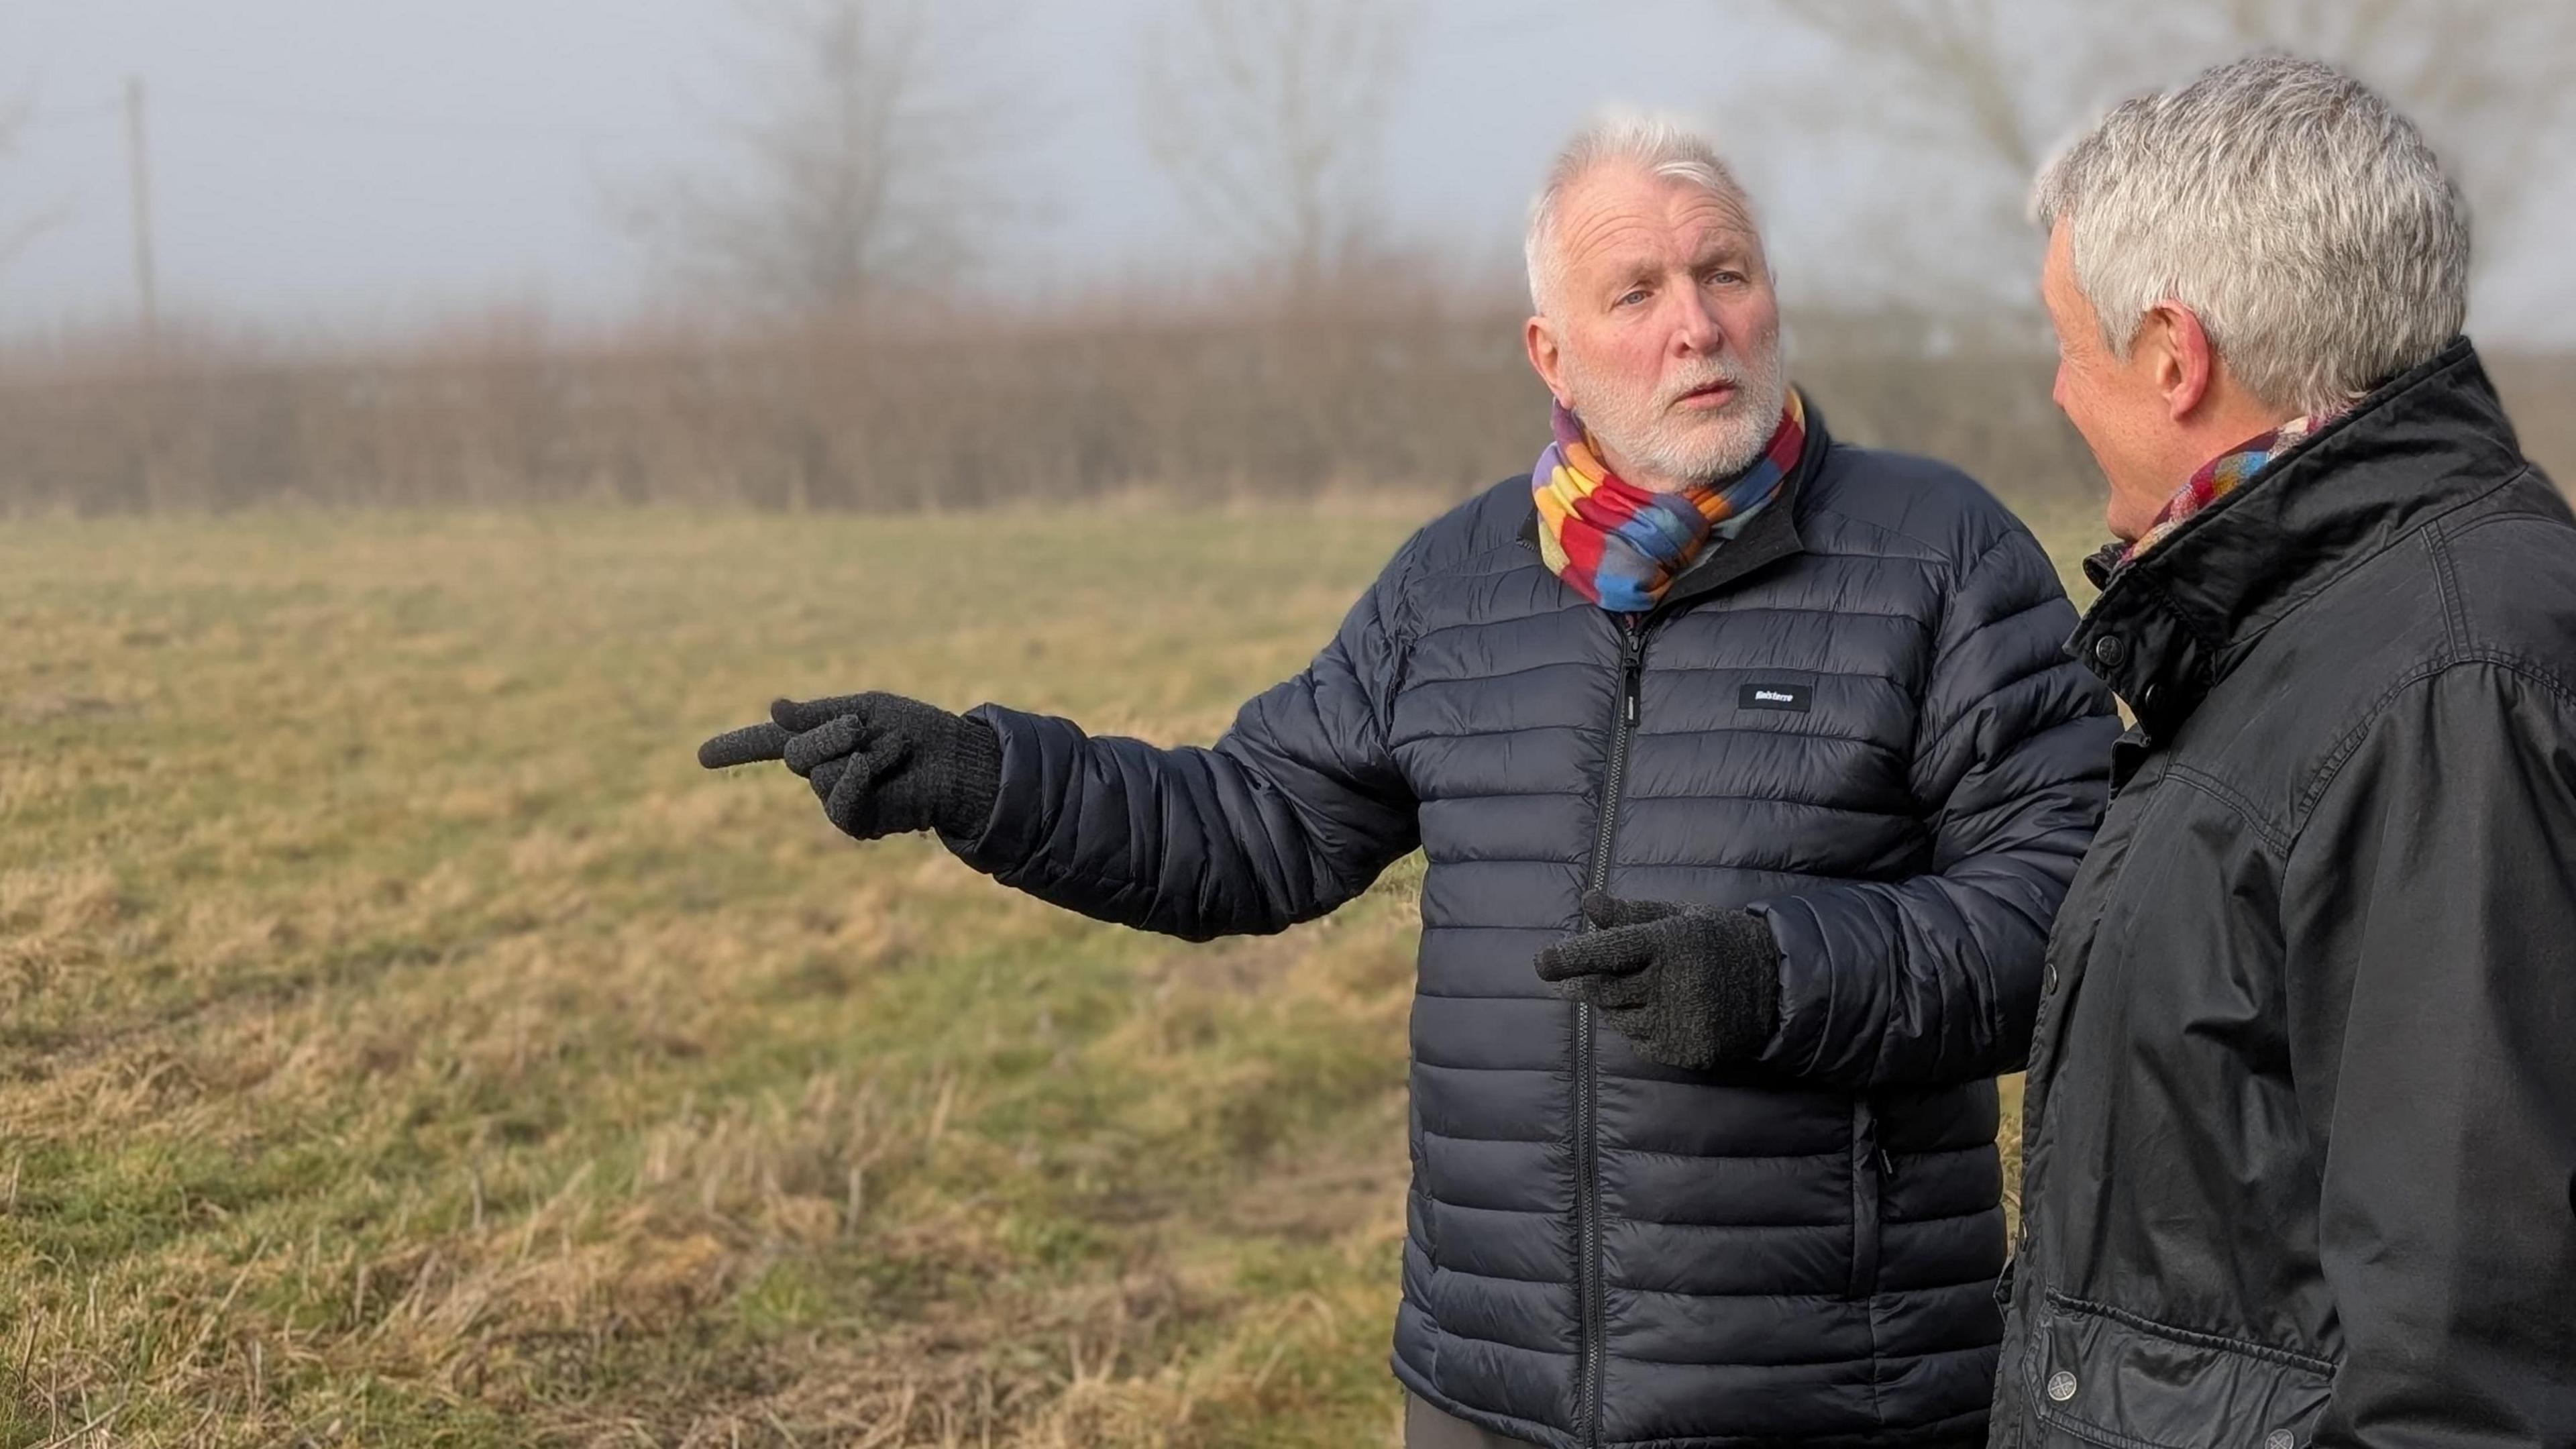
[2032,54,2469,416]
[1526,112,1758,317]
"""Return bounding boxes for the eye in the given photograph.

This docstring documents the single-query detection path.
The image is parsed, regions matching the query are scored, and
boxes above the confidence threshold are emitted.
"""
[1615,287,1650,307]
[1705,269,1746,286]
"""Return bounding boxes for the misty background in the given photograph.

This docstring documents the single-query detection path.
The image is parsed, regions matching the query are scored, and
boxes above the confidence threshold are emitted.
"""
[6,7,2574,1438]
[0,0,2568,513]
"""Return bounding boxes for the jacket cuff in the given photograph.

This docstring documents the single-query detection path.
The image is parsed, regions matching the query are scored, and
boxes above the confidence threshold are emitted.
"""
[935,703,1051,874]
[1747,894,1828,1073]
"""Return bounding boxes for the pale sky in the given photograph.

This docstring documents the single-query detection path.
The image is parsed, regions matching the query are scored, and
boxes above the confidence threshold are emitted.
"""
[0,1,2566,343]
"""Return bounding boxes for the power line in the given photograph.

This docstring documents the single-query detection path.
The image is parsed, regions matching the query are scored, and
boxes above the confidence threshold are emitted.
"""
[13,87,672,143]
[15,97,123,132]
[146,87,674,143]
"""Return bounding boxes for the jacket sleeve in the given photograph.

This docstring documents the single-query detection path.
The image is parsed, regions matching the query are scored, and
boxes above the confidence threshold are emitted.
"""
[1752,527,2118,1089]
[2283,662,2576,1449]
[936,538,1422,941]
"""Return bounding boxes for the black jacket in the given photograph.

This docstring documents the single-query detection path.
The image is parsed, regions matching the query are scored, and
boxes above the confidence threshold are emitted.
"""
[946,407,2116,1448]
[1994,341,2576,1448]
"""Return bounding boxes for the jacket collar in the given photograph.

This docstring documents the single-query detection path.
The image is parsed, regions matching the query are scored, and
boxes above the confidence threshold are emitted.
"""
[1517,397,1831,618]
[2070,337,2521,739]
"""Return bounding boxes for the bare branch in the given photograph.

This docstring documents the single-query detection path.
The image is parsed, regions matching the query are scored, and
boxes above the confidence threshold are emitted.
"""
[1760,0,2052,179]
[1744,0,2576,294]
[618,0,999,318]
[2203,0,2576,232]
[1135,0,1421,297]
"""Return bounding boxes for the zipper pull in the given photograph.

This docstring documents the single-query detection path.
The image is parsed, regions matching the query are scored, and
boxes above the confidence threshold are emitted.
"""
[1620,616,1644,726]
[1876,1147,1896,1179]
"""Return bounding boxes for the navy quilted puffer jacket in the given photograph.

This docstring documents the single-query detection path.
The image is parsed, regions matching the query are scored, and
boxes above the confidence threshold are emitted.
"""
[945,406,2116,1448]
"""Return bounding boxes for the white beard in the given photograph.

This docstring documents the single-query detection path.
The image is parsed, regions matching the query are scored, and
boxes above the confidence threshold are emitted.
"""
[1563,339,1788,491]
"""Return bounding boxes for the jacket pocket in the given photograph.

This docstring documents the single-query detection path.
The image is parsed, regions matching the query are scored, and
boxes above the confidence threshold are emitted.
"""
[1407,1095,1440,1269]
[1847,1098,1882,1299]
[2026,1291,2332,1449]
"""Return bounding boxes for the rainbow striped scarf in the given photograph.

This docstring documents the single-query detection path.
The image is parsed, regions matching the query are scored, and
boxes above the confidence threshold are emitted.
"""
[2123,408,2343,562]
[1532,390,1806,611]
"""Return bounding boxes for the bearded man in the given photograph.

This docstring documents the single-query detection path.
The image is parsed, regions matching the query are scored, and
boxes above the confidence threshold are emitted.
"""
[705,117,2116,1448]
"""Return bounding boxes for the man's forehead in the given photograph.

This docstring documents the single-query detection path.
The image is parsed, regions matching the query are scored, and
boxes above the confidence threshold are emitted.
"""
[1555,170,1759,272]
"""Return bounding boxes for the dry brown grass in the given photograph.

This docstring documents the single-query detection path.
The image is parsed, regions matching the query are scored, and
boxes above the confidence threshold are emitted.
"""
[0,492,2137,1445]
[1,508,1439,1446]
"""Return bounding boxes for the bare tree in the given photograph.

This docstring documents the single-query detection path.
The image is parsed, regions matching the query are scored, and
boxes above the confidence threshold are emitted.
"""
[1715,0,2151,314]
[1136,0,1422,299]
[1744,0,2576,305]
[619,0,996,319]
[2198,0,2576,234]
[1757,0,2059,179]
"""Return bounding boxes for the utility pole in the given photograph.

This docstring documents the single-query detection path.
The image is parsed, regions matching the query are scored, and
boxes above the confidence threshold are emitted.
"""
[124,74,158,343]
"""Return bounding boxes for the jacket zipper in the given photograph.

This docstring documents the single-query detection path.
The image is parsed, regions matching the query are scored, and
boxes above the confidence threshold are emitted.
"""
[1578,614,1645,1447]
[1848,1099,1885,1299]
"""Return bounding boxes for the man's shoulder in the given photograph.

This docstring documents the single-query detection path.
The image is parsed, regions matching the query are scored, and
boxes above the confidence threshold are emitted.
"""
[2425,470,2576,674]
[2288,466,2576,664]
[1800,439,2037,576]
[2196,472,2576,826]
[1395,474,1542,577]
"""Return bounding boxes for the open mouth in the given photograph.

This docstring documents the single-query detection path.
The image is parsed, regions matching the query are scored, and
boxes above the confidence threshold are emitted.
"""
[1671,381,1738,411]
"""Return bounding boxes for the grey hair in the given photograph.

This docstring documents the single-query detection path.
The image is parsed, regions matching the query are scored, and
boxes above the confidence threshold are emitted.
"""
[1525,111,1758,317]
[2032,54,2470,416]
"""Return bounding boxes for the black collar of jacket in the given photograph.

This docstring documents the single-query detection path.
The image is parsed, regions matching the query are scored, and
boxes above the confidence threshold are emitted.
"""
[1515,396,1831,619]
[2069,336,2520,741]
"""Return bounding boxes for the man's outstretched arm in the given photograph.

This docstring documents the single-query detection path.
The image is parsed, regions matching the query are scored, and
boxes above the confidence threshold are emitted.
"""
[705,541,1423,942]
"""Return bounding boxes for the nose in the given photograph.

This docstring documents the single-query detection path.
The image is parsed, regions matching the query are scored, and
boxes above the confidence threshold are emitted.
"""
[1670,287,1724,358]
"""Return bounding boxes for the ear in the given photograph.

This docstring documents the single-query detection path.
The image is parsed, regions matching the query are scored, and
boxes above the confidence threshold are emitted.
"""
[2134,301,2216,423]
[1525,315,1571,407]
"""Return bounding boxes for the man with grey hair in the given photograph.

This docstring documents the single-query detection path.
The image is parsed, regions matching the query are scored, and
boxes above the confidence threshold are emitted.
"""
[1996,55,2576,1448]
[704,115,2114,1447]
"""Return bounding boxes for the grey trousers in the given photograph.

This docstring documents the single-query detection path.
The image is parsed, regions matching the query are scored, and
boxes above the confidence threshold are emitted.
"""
[1405,1391,1532,1447]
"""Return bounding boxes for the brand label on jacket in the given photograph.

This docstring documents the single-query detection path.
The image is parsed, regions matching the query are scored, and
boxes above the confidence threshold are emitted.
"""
[1739,682,1813,712]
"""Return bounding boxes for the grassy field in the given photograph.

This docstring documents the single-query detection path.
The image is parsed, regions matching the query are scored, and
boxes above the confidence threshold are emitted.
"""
[1,500,2091,1447]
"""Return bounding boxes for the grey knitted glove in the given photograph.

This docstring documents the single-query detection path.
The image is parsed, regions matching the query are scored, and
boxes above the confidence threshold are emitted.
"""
[1532,890,1782,1071]
[697,692,1002,842]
